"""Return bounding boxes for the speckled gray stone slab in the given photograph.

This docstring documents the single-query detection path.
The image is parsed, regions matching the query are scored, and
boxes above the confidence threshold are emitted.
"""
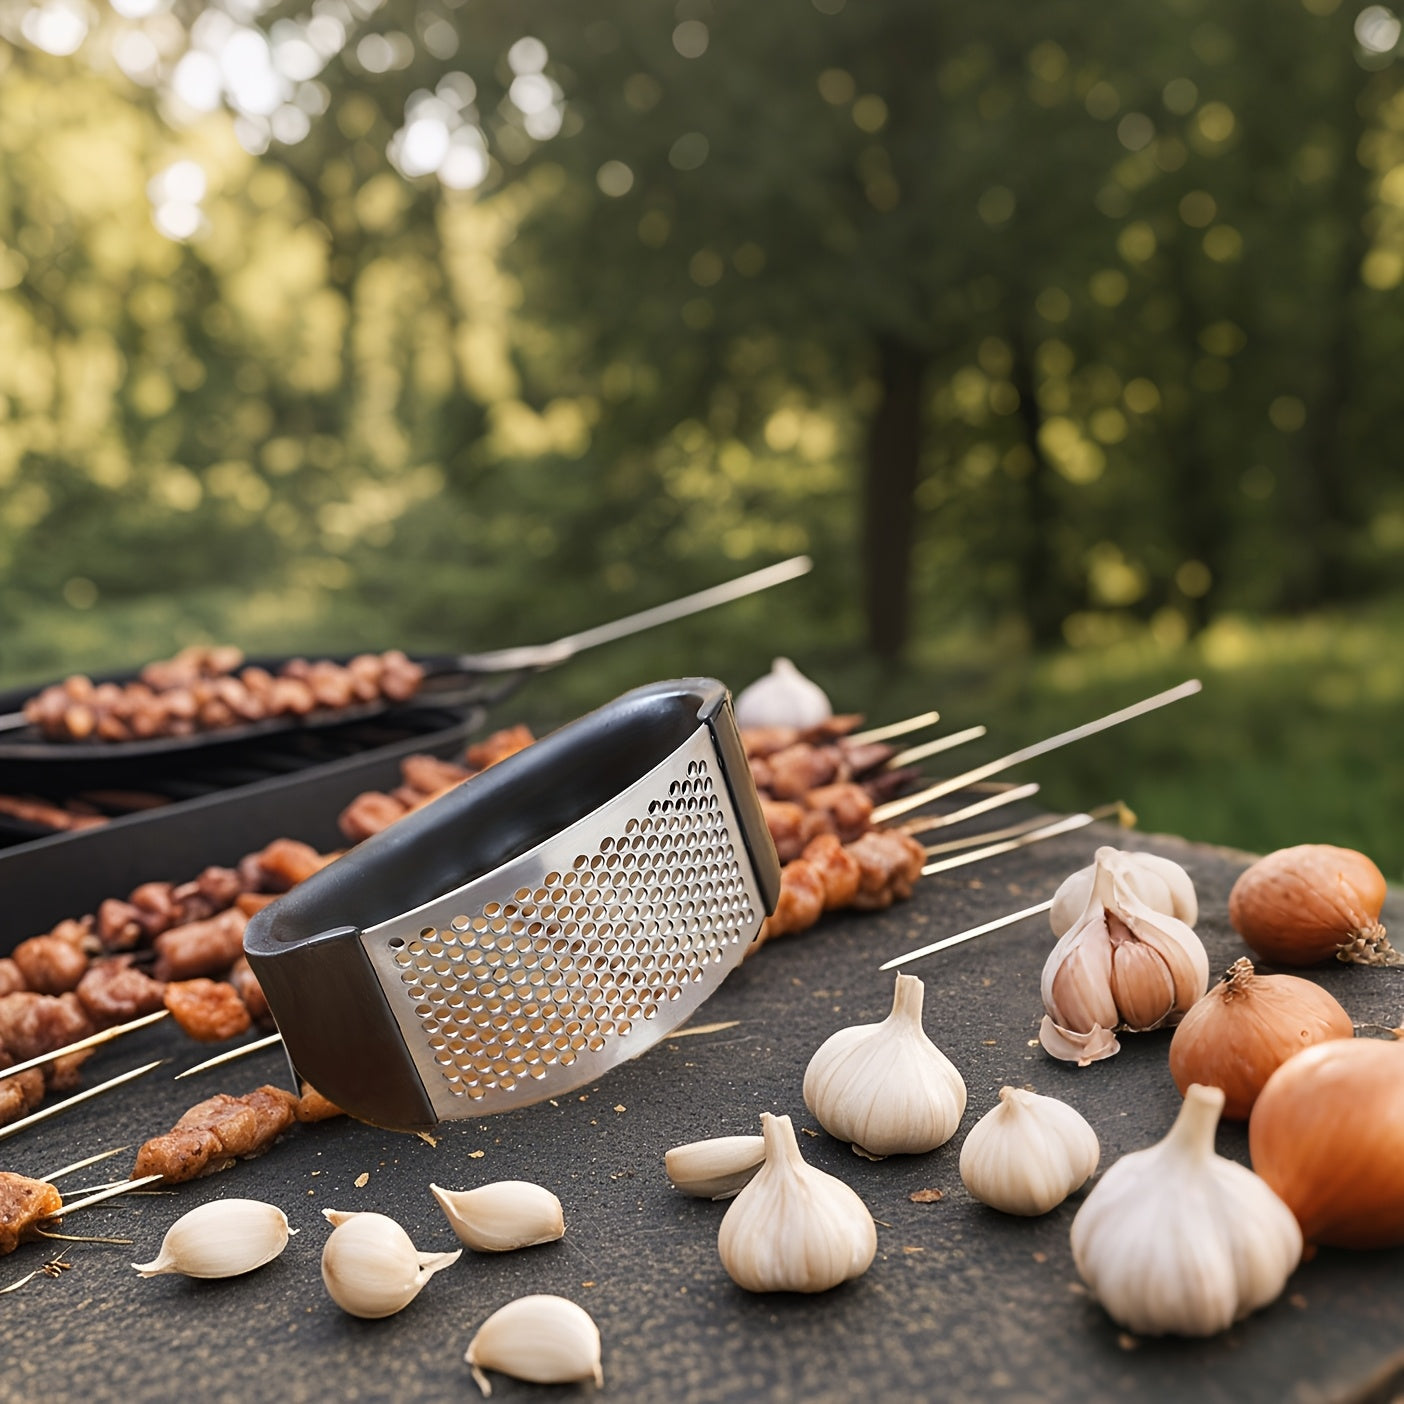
[1,824,1401,1404]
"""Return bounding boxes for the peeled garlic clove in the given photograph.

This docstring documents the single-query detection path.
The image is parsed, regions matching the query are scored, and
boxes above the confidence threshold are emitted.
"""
[132,1198,295,1279]
[465,1294,602,1397]
[1041,847,1208,1063]
[803,972,966,1156]
[1071,1084,1301,1336]
[430,1180,564,1252]
[665,1134,766,1200]
[959,1087,1100,1216]
[320,1208,461,1319]
[718,1112,876,1293]
[733,657,832,730]
[1051,849,1198,936]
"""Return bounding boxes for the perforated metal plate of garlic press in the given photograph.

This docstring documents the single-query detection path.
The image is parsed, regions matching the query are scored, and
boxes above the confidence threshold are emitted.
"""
[245,679,780,1132]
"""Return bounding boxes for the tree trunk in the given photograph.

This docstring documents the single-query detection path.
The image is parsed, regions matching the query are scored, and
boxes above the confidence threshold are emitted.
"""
[1008,326,1068,647]
[862,337,929,661]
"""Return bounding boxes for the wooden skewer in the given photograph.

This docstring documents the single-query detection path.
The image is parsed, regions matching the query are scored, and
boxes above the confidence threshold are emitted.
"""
[0,1010,170,1082]
[885,725,987,771]
[872,679,1202,824]
[39,1145,130,1183]
[900,783,1040,837]
[55,1174,164,1216]
[923,811,1067,858]
[846,711,941,745]
[0,1061,165,1143]
[921,800,1129,858]
[880,899,1057,971]
[921,812,1095,876]
[175,1031,283,1080]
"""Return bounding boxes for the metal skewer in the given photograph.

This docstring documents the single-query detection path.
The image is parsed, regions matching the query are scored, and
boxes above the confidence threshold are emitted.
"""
[880,899,1057,971]
[921,812,1096,875]
[885,725,987,771]
[175,1031,284,1080]
[871,679,1202,824]
[846,711,941,745]
[0,1010,170,1083]
[900,783,1041,837]
[0,1061,165,1143]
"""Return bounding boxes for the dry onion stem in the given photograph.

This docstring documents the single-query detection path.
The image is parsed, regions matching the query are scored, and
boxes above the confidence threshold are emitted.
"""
[1249,1034,1404,1247]
[1168,959,1354,1119]
[1228,844,1399,967]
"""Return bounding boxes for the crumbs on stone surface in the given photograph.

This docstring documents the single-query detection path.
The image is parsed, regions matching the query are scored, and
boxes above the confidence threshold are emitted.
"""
[354,1172,369,1188]
[416,1132,438,1148]
[613,1105,626,1113]
[909,1188,943,1204]
[468,1150,484,1159]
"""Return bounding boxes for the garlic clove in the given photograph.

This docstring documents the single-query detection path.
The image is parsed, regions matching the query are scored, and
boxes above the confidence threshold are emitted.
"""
[132,1198,295,1279]
[430,1181,564,1252]
[1051,850,1198,936]
[665,1135,766,1200]
[733,657,832,731]
[320,1208,461,1319]
[717,1112,876,1293]
[803,973,966,1157]
[959,1087,1100,1216]
[465,1294,602,1397]
[1071,1084,1302,1336]
[1038,1017,1120,1065]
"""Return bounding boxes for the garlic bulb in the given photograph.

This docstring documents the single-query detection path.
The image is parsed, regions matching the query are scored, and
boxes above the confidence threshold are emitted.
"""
[665,1135,766,1200]
[1071,1084,1302,1336]
[733,657,832,730]
[1228,843,1399,967]
[465,1294,602,1397]
[959,1088,1099,1216]
[1040,846,1209,1064]
[320,1209,461,1319]
[803,973,966,1156]
[1250,1036,1404,1247]
[132,1198,295,1279]
[1168,958,1353,1119]
[717,1112,876,1293]
[1051,850,1197,936]
[430,1181,564,1252]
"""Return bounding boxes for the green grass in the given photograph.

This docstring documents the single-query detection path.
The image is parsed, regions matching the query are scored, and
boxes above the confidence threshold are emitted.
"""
[3,589,1401,881]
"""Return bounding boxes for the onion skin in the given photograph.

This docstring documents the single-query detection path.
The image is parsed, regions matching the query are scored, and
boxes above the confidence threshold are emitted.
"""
[1168,959,1353,1119]
[1228,844,1396,967]
[1249,1038,1404,1247]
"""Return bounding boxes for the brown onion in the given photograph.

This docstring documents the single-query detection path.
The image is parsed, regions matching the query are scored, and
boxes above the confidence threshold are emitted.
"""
[1168,958,1353,1119]
[1228,843,1398,967]
[1249,1036,1404,1247]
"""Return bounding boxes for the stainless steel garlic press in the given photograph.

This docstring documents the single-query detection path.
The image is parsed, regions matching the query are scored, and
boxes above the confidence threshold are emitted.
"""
[244,679,779,1132]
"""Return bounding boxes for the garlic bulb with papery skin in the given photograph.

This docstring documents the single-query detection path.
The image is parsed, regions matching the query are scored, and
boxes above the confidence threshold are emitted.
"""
[1168,958,1354,1119]
[1040,846,1209,1064]
[465,1294,603,1397]
[320,1209,461,1319]
[132,1198,295,1279]
[733,657,832,730]
[803,973,966,1156]
[1250,1036,1404,1247]
[959,1088,1100,1216]
[717,1112,876,1293]
[665,1135,766,1200]
[1051,850,1197,937]
[430,1181,564,1252]
[1071,1083,1302,1336]
[1229,844,1399,967]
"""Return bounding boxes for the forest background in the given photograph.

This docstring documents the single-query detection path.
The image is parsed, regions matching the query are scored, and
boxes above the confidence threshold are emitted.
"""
[1,0,1402,872]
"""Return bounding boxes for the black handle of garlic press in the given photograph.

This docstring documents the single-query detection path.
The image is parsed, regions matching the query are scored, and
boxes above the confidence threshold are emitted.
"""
[246,923,438,1133]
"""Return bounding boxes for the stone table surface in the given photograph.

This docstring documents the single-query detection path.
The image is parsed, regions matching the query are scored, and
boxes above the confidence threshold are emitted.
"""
[1,821,1402,1404]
